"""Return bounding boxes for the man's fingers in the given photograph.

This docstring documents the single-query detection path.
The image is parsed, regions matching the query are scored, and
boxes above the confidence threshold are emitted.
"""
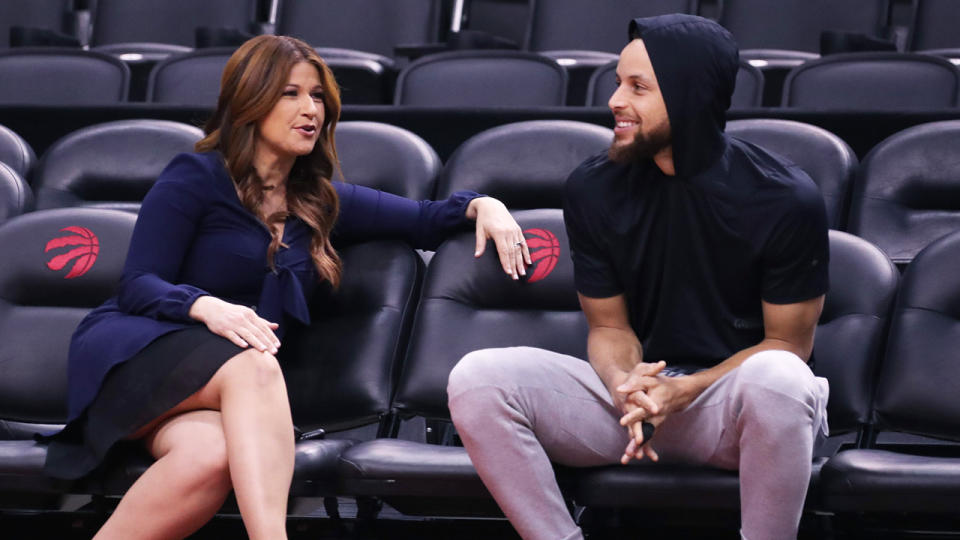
[628,391,660,415]
[620,438,637,465]
[619,407,646,427]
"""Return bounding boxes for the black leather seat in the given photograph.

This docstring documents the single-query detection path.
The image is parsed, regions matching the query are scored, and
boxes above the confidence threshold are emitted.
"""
[338,209,584,513]
[726,119,857,229]
[0,123,36,182]
[821,229,960,514]
[847,120,960,266]
[89,0,259,56]
[335,121,441,200]
[572,230,898,511]
[0,208,137,495]
[909,0,960,58]
[523,0,692,105]
[0,0,73,50]
[586,59,764,109]
[395,50,568,107]
[146,48,234,107]
[0,161,33,224]
[33,120,203,212]
[435,120,612,208]
[276,0,442,59]
[338,225,898,516]
[0,48,129,105]
[781,52,960,110]
[719,0,890,60]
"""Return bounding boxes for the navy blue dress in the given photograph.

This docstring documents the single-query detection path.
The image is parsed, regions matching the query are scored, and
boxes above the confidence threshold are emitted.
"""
[46,151,478,478]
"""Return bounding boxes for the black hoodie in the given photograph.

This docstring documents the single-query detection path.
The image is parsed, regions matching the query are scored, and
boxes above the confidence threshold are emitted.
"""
[563,14,829,367]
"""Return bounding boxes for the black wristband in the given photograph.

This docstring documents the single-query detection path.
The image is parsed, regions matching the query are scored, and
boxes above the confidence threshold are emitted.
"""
[640,421,655,446]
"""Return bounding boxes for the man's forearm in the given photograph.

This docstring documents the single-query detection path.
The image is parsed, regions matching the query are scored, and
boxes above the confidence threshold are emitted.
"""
[587,326,644,397]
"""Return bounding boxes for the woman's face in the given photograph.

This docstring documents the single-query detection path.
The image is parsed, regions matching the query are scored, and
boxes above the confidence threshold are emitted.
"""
[256,61,326,163]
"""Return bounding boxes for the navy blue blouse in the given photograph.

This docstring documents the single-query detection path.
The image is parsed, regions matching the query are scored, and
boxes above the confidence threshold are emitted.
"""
[66,152,479,421]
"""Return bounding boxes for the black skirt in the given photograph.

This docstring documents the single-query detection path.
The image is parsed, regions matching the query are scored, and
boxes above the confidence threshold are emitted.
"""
[44,326,244,480]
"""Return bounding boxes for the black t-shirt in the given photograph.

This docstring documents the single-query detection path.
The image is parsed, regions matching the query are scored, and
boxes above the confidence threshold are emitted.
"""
[563,137,829,368]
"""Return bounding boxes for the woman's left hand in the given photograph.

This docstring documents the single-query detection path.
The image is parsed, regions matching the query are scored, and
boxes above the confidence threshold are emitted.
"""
[466,197,531,280]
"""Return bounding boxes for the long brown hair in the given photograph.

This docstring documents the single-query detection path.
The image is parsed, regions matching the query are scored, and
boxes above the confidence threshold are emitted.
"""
[196,35,342,287]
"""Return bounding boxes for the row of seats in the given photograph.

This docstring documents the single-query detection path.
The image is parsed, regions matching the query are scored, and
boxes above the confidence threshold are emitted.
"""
[0,201,958,528]
[2,47,960,109]
[3,117,959,267]
[5,0,960,58]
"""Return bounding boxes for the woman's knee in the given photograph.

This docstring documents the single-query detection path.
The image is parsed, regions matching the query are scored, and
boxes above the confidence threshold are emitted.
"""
[221,348,284,388]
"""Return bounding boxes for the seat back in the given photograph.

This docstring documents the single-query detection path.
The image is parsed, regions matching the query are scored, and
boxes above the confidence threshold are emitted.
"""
[526,0,694,52]
[727,119,857,229]
[0,162,33,224]
[872,230,960,439]
[91,0,258,47]
[280,241,423,432]
[395,51,568,107]
[0,49,129,105]
[393,209,586,418]
[335,122,440,200]
[34,120,203,212]
[719,0,889,53]
[587,59,764,109]
[0,208,136,434]
[815,231,899,432]
[435,120,611,208]
[276,0,441,57]
[782,53,959,110]
[910,0,960,51]
[0,124,36,182]
[0,0,71,49]
[146,48,232,107]
[847,120,960,266]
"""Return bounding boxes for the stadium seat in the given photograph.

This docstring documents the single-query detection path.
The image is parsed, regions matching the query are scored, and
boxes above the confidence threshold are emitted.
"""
[0,0,74,49]
[781,52,960,110]
[585,59,765,109]
[0,48,129,105]
[338,208,584,514]
[33,120,203,211]
[395,50,567,107]
[0,124,36,182]
[821,229,960,514]
[718,0,890,57]
[726,119,857,229]
[909,0,960,57]
[275,0,442,58]
[335,122,441,200]
[0,208,137,494]
[847,120,960,266]
[523,0,693,105]
[572,230,898,511]
[338,225,898,517]
[435,120,612,208]
[145,48,233,107]
[89,0,259,53]
[313,47,396,105]
[0,162,32,224]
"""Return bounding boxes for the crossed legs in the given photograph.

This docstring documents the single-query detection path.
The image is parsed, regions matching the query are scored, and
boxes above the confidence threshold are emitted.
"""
[448,347,828,540]
[93,347,294,540]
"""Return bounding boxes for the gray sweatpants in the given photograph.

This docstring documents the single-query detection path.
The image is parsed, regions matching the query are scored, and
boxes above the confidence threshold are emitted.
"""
[447,347,829,540]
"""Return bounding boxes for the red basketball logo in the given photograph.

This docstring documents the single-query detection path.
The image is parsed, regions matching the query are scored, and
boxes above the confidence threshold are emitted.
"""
[45,226,99,279]
[524,228,560,283]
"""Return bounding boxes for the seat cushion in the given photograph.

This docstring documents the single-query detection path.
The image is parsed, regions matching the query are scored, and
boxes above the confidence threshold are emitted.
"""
[0,440,72,493]
[821,448,960,513]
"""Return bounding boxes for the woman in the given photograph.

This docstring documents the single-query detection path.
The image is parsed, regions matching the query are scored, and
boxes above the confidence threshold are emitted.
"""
[44,35,530,540]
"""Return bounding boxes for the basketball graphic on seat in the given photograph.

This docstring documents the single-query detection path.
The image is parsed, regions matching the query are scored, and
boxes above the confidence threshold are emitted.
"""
[523,228,560,283]
[45,226,100,279]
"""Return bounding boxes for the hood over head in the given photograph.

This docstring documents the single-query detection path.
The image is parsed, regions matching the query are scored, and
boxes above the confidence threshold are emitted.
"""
[628,14,739,178]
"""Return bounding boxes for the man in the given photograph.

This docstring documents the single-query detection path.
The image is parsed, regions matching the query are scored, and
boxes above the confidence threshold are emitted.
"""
[447,14,830,540]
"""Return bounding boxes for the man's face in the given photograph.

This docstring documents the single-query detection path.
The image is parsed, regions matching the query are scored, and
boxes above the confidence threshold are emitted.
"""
[607,39,672,164]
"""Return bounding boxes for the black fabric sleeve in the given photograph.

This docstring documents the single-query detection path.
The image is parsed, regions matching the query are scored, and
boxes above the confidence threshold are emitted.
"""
[760,185,830,304]
[563,166,623,299]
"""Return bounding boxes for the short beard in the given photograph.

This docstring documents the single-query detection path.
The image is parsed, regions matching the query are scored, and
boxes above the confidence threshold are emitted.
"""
[608,121,671,164]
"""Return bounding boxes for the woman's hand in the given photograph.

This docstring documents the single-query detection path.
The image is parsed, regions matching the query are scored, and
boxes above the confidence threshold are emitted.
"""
[466,197,531,280]
[188,296,281,354]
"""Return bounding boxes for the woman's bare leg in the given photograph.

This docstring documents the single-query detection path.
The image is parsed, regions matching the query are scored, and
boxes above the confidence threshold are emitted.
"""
[94,348,294,540]
[93,410,232,540]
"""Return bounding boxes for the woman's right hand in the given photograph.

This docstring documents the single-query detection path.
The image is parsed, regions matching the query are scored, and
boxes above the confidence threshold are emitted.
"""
[188,296,280,354]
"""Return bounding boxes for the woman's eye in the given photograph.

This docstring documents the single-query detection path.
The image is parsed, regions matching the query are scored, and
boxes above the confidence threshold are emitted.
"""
[311,92,324,101]
[282,90,297,97]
